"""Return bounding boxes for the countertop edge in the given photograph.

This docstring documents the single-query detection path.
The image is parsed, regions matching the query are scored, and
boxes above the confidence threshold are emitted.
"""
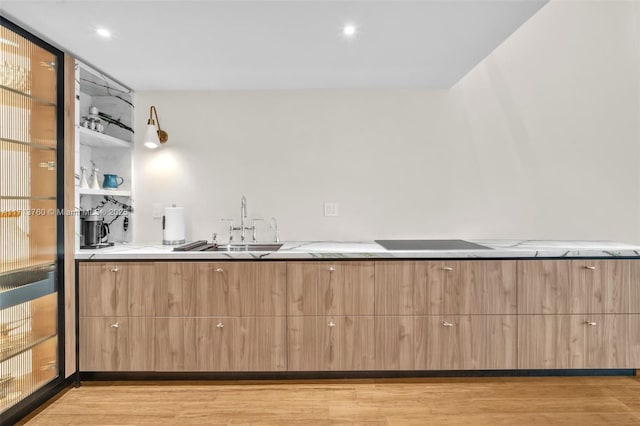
[74,240,640,261]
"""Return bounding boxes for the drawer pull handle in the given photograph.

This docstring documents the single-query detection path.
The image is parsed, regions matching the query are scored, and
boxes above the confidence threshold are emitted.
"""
[216,322,224,328]
[328,321,336,327]
[110,322,120,329]
[584,266,596,270]
[110,268,119,272]
[443,322,454,327]
[443,267,453,271]
[216,268,224,273]
[585,321,597,326]
[328,267,336,272]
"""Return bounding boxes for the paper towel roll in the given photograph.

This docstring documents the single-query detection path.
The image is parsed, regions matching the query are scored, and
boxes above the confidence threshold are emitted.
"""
[162,206,186,245]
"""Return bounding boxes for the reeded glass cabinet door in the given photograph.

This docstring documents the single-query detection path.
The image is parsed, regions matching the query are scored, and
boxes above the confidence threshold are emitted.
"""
[0,20,61,416]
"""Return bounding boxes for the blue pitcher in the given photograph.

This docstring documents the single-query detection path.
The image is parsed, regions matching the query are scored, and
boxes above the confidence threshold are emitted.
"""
[103,174,124,189]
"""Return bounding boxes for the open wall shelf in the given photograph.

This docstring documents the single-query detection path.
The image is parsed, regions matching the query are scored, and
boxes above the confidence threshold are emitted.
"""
[78,127,130,149]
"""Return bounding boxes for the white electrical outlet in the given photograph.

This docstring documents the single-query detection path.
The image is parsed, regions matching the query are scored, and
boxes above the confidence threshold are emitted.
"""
[324,202,339,217]
[152,203,163,219]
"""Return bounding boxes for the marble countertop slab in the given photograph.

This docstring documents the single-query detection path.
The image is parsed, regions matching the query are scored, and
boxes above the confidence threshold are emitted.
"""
[75,240,640,260]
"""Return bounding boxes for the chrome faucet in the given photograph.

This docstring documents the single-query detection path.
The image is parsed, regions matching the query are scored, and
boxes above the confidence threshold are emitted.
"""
[222,195,258,243]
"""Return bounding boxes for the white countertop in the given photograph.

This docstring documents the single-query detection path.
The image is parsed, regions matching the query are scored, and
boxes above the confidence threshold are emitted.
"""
[75,240,640,260]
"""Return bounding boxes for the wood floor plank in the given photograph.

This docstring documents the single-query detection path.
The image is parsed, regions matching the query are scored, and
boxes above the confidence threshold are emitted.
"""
[18,376,640,425]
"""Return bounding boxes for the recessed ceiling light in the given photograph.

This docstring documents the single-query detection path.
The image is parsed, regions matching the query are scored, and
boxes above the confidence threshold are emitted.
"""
[96,28,111,38]
[343,24,357,38]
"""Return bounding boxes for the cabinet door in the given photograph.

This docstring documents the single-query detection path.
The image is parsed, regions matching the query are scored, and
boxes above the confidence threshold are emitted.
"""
[518,315,630,369]
[519,260,638,314]
[287,262,374,316]
[374,316,414,370]
[571,260,631,314]
[155,317,286,372]
[80,317,154,371]
[155,262,286,316]
[415,315,516,370]
[375,261,444,315]
[287,316,375,371]
[79,263,155,316]
[440,261,516,315]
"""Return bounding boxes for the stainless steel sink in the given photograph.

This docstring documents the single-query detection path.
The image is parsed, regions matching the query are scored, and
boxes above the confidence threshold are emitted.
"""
[215,243,283,252]
[173,241,283,252]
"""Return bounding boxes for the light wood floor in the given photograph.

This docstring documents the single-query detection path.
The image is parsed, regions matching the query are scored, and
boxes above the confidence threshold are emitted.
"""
[19,376,640,425]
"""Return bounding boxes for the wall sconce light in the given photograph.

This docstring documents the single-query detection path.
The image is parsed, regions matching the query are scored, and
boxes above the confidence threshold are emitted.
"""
[143,105,168,149]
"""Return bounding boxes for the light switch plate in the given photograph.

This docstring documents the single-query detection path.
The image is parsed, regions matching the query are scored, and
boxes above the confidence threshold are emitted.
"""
[324,202,339,217]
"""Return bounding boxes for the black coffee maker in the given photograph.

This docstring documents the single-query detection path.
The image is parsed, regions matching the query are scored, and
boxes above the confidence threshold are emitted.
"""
[81,210,113,249]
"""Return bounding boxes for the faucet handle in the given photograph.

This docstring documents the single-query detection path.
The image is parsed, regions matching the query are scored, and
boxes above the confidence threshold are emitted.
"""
[221,219,234,242]
[270,217,280,243]
[251,218,264,242]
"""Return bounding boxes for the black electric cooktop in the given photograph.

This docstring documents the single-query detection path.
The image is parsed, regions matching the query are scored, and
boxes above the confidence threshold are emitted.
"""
[375,239,492,251]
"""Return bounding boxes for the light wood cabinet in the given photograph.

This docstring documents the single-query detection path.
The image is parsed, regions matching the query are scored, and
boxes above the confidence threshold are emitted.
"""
[80,317,154,371]
[518,260,640,314]
[79,263,156,372]
[152,261,287,372]
[518,260,640,369]
[375,261,516,315]
[287,262,374,316]
[79,263,155,317]
[414,315,517,370]
[155,317,286,372]
[154,262,286,317]
[78,259,639,373]
[287,316,375,371]
[518,315,632,369]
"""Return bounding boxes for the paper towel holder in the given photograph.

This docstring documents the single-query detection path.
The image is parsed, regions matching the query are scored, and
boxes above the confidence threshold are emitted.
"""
[162,205,186,245]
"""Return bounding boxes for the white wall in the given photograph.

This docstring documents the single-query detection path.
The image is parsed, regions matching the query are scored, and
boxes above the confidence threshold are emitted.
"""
[133,0,640,244]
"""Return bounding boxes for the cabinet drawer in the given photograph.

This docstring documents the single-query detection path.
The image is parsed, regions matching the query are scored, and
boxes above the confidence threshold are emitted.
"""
[154,262,286,316]
[518,315,634,369]
[155,317,286,372]
[287,316,375,371]
[518,260,640,314]
[79,263,155,316]
[375,261,516,315]
[415,315,517,370]
[287,261,374,316]
[80,316,154,371]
